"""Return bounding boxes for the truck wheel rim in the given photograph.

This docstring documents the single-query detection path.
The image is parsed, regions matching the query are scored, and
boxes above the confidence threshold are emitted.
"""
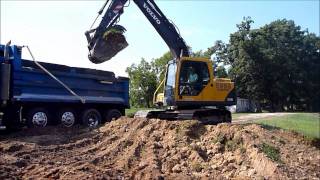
[32,112,47,127]
[61,112,75,127]
[88,114,99,127]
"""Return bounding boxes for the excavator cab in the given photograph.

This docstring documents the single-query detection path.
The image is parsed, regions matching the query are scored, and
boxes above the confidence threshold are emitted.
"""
[160,57,236,108]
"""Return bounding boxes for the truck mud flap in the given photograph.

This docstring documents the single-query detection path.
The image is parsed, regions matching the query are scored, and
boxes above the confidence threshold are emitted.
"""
[0,63,11,104]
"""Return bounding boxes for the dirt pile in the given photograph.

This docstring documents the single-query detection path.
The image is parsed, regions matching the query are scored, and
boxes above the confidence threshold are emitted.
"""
[0,118,319,179]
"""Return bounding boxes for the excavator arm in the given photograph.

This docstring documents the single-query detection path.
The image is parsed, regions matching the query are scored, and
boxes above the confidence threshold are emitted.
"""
[85,0,189,63]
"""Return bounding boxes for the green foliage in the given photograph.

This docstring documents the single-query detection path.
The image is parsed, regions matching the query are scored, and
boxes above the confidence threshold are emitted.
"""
[103,26,125,40]
[225,140,237,151]
[126,52,173,108]
[126,17,319,112]
[191,162,203,172]
[212,133,226,144]
[228,17,320,111]
[215,66,228,78]
[151,51,173,85]
[126,58,157,108]
[193,40,230,78]
[258,143,282,162]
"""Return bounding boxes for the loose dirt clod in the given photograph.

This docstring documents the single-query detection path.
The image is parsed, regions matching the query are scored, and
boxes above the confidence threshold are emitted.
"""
[0,117,319,179]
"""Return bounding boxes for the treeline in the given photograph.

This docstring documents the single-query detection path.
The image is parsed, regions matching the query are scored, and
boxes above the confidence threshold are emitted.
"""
[126,17,320,112]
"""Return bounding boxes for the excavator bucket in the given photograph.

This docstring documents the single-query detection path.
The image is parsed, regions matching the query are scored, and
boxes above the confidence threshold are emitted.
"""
[88,25,128,64]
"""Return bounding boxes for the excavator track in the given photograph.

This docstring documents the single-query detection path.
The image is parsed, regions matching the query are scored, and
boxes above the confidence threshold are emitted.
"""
[135,108,231,125]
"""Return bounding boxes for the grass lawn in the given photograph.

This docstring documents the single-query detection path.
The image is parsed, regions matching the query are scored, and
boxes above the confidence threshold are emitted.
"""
[232,113,252,119]
[125,108,155,116]
[256,113,320,139]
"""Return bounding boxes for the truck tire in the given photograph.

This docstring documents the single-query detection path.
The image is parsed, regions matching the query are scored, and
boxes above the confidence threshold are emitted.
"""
[58,108,76,127]
[105,109,122,122]
[81,108,101,128]
[26,107,50,128]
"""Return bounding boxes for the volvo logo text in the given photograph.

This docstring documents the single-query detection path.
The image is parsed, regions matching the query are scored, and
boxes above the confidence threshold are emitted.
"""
[143,3,161,25]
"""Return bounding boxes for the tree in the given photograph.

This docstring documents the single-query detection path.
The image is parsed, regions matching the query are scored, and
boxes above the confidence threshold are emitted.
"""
[151,51,173,84]
[206,40,230,64]
[228,17,320,111]
[192,40,230,78]
[215,66,228,78]
[126,58,157,108]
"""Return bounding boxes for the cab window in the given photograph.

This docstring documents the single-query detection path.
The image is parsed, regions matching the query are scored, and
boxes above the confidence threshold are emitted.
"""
[164,62,177,106]
[179,61,210,96]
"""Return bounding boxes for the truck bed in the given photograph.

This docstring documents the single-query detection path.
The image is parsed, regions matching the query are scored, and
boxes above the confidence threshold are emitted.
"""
[11,59,129,107]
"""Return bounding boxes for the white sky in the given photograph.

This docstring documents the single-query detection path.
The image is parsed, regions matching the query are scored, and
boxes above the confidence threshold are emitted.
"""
[1,1,171,77]
[1,1,319,77]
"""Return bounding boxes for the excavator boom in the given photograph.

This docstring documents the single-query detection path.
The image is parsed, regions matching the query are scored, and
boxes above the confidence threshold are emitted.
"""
[85,0,189,63]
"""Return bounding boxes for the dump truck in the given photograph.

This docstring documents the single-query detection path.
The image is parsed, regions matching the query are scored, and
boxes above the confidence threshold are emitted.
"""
[0,43,129,130]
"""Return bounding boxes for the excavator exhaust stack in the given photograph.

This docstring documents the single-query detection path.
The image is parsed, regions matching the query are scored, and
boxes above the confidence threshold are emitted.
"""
[88,25,128,64]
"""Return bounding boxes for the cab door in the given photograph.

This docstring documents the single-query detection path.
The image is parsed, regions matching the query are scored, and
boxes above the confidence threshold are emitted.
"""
[177,60,210,103]
[163,61,177,106]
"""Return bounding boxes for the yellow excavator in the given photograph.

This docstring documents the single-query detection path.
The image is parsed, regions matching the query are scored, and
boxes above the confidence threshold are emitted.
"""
[85,0,236,124]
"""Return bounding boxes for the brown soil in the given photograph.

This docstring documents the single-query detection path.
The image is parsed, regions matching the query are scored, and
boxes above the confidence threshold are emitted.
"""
[0,118,319,179]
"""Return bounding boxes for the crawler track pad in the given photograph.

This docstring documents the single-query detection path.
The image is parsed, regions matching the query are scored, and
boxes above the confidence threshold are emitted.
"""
[134,109,231,125]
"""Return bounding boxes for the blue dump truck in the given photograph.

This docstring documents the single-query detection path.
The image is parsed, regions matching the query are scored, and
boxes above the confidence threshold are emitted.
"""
[0,43,129,130]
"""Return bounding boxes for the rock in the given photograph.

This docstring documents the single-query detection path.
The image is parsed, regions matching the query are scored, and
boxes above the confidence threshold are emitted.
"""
[5,144,24,152]
[23,155,31,160]
[190,142,198,150]
[154,142,163,149]
[189,151,204,162]
[181,147,189,153]
[181,161,187,167]
[213,142,224,153]
[211,164,219,170]
[182,136,191,143]
[13,158,27,168]
[239,165,248,171]
[238,170,248,177]
[207,150,213,156]
[138,161,148,170]
[172,164,182,173]
[248,169,256,176]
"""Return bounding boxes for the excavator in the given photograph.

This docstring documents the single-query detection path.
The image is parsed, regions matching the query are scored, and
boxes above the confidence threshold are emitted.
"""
[85,0,236,124]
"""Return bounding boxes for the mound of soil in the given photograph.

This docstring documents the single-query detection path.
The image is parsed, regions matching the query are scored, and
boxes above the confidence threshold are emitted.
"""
[0,118,319,179]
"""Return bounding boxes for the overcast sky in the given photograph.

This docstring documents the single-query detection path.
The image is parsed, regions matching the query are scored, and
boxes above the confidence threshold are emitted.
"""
[1,1,319,77]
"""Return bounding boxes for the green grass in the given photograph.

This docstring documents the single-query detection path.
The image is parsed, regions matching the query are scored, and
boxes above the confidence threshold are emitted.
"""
[258,143,282,163]
[232,113,252,119]
[256,113,320,138]
[125,108,154,117]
